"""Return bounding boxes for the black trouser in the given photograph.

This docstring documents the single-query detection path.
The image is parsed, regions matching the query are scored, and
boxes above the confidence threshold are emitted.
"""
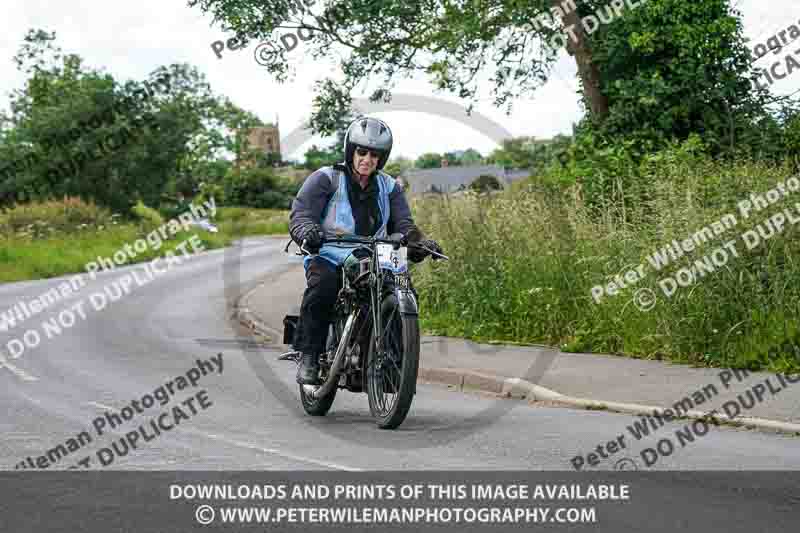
[293,257,340,356]
[293,256,420,356]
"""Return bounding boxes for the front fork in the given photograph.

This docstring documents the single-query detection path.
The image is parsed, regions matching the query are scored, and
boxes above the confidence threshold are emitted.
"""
[368,269,418,369]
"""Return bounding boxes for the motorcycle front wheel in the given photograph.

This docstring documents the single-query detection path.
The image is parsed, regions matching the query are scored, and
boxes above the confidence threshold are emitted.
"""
[366,294,420,429]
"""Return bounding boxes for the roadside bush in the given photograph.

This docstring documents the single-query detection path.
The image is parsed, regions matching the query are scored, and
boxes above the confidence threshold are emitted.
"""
[0,196,113,237]
[223,166,298,208]
[193,182,223,214]
[131,200,165,229]
[547,133,713,216]
[469,175,503,193]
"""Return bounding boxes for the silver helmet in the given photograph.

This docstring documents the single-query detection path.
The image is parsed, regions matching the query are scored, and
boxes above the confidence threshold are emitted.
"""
[344,116,393,171]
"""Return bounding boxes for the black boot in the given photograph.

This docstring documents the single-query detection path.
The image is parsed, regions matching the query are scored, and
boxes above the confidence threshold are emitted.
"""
[296,352,320,385]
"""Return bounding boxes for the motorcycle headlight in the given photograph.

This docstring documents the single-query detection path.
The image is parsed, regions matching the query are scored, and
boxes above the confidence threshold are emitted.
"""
[343,248,371,285]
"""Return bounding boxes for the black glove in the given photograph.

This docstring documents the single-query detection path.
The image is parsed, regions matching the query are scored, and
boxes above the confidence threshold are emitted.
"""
[409,238,443,263]
[422,239,444,260]
[292,222,323,253]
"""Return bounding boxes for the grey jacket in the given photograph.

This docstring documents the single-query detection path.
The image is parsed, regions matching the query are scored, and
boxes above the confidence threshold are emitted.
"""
[289,163,420,243]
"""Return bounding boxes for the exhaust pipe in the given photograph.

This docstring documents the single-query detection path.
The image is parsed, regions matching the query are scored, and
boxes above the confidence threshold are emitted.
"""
[311,311,357,399]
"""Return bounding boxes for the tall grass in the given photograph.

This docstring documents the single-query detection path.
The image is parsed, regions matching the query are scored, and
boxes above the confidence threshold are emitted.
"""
[411,157,800,372]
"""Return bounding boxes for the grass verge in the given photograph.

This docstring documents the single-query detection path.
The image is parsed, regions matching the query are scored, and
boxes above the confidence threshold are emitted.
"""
[0,203,288,283]
[411,157,800,373]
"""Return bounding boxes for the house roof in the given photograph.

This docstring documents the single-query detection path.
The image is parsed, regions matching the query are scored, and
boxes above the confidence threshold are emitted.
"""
[399,165,529,193]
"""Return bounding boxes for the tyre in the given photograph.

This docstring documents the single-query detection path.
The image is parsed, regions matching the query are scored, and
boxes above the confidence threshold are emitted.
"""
[298,323,339,416]
[366,294,420,429]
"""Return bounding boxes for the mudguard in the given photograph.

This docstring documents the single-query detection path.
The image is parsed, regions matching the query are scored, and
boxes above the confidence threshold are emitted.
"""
[396,288,419,315]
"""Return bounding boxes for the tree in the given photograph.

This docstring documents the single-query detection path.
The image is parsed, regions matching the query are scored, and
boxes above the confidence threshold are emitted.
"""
[443,151,462,166]
[584,0,773,154]
[459,148,484,166]
[303,144,339,169]
[301,108,357,169]
[487,135,576,171]
[383,155,413,177]
[187,0,607,135]
[187,1,773,157]
[415,152,442,169]
[222,165,296,208]
[0,29,263,213]
[487,137,537,169]
[556,0,607,119]
[0,30,177,212]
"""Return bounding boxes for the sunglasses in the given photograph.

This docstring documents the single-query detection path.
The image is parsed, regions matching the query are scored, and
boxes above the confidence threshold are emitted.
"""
[355,147,382,159]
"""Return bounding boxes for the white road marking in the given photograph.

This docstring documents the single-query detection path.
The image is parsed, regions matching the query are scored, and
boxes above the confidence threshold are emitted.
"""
[85,403,358,470]
[0,352,39,381]
[192,431,362,471]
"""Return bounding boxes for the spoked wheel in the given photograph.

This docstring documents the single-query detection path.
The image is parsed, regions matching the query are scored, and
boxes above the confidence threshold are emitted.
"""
[298,323,339,416]
[366,294,420,429]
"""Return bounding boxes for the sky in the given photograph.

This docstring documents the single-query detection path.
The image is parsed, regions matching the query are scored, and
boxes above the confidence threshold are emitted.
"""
[1,0,799,161]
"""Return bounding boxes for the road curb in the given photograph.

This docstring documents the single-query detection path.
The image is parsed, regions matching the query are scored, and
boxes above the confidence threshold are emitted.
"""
[232,262,300,343]
[234,268,800,437]
[236,306,275,341]
[422,370,800,436]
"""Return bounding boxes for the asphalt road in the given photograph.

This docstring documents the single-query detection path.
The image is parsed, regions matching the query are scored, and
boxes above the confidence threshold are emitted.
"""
[1,236,799,531]
[0,236,796,472]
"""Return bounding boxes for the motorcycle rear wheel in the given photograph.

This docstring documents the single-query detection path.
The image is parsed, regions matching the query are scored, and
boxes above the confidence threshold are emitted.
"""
[298,323,339,416]
[366,294,420,429]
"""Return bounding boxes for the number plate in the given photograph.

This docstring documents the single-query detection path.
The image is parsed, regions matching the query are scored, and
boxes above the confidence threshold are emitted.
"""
[376,243,408,273]
[395,274,410,290]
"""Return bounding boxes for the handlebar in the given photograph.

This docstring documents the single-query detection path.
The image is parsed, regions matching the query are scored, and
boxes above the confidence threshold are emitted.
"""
[285,234,449,261]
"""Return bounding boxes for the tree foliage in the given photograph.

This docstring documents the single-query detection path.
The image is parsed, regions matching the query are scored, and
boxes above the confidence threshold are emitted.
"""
[442,151,462,166]
[486,135,572,171]
[470,174,503,192]
[415,152,443,169]
[459,148,484,165]
[187,0,563,136]
[0,29,264,213]
[187,0,793,161]
[383,155,414,177]
[583,0,775,155]
[303,143,339,169]
[222,165,298,208]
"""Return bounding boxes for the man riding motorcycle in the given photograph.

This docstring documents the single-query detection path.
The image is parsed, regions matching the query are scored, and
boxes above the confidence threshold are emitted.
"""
[289,116,443,385]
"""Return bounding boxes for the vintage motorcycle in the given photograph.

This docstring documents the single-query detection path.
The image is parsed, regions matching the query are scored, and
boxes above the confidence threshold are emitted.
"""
[280,235,447,429]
